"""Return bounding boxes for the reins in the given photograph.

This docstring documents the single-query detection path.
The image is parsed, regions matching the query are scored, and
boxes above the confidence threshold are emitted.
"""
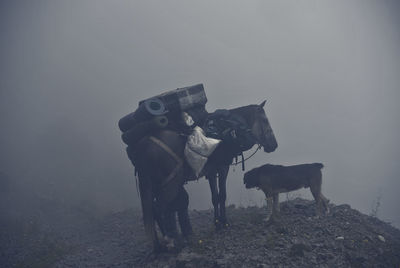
[231,144,262,170]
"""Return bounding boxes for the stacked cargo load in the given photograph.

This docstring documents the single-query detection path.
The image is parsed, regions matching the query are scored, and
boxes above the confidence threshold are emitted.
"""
[118,84,208,147]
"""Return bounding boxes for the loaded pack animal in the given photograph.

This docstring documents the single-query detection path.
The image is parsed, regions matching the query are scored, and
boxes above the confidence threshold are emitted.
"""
[119,86,277,252]
[126,102,277,252]
[243,163,329,222]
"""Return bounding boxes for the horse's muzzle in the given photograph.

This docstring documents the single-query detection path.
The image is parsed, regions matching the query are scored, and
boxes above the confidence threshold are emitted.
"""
[262,139,278,153]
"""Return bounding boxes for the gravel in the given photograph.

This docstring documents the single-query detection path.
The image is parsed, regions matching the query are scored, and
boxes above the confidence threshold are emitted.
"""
[2,198,400,267]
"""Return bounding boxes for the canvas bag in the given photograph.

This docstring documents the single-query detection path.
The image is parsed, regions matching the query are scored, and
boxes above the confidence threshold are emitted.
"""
[184,126,221,177]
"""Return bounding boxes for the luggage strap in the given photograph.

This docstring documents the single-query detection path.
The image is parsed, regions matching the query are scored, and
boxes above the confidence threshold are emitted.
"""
[149,136,183,187]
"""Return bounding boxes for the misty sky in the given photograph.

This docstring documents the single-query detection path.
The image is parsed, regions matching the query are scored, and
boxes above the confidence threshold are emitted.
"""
[1,1,399,227]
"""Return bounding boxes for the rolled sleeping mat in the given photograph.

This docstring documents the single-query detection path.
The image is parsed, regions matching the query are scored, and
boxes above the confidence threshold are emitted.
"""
[118,98,167,132]
[121,115,168,145]
[143,97,167,116]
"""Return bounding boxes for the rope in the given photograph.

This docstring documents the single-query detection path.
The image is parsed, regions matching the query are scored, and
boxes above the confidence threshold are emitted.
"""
[149,136,183,187]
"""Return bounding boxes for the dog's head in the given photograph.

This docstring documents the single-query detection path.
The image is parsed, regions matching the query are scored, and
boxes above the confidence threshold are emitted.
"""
[243,168,260,189]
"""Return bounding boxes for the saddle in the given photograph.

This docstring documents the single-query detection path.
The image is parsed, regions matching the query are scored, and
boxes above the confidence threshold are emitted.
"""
[203,109,255,155]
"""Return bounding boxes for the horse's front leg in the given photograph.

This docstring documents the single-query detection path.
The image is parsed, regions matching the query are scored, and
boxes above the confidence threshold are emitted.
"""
[207,173,220,228]
[218,165,230,228]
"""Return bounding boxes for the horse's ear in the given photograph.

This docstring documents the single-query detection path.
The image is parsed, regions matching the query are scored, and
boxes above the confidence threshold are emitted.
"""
[259,100,266,108]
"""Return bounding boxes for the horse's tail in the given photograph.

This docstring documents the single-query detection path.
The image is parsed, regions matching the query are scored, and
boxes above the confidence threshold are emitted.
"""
[138,174,157,247]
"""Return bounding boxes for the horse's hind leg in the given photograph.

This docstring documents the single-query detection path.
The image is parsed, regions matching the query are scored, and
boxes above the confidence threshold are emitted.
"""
[153,201,166,236]
[164,211,178,239]
[218,165,230,228]
[138,174,161,253]
[177,188,193,237]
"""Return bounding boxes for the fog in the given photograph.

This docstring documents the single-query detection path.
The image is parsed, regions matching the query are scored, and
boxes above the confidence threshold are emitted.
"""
[1,1,399,227]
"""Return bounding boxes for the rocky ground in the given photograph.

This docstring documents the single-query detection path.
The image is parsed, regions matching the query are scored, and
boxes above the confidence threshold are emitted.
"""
[1,198,400,267]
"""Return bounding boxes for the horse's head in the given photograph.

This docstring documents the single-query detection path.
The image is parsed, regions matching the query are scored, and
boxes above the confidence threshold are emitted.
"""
[247,100,278,153]
[230,101,277,153]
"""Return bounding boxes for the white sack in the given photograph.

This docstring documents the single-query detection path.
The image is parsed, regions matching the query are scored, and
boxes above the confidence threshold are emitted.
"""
[184,126,221,177]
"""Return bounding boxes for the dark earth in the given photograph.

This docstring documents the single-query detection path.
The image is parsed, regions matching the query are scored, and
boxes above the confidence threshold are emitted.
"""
[1,198,400,267]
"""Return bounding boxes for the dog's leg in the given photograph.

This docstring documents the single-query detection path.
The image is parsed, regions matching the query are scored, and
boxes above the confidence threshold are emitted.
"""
[272,193,280,220]
[273,193,280,213]
[320,193,330,214]
[310,183,322,217]
[264,194,273,222]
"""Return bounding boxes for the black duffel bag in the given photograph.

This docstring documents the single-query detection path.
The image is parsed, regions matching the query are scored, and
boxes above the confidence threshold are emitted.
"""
[121,116,168,145]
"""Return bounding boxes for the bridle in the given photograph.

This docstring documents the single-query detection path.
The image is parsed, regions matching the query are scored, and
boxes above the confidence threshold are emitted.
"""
[230,110,266,170]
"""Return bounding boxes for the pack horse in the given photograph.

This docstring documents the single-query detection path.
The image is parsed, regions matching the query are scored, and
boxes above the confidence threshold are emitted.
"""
[118,84,277,251]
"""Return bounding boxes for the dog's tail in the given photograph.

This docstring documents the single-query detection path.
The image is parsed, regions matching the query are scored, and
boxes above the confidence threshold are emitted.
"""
[313,163,324,169]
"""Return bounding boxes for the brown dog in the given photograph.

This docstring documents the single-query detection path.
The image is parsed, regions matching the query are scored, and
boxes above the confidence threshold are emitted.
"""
[243,163,329,221]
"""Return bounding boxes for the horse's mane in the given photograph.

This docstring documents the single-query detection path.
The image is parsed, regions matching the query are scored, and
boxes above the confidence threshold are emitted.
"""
[228,104,260,124]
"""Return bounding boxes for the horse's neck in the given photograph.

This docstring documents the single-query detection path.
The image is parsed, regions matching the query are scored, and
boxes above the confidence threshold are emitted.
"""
[228,106,253,126]
[207,140,241,167]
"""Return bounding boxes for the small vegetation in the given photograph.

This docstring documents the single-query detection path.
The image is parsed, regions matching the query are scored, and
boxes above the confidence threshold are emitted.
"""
[370,191,382,218]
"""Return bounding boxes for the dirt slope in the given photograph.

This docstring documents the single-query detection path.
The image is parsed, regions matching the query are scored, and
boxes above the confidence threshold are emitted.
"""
[2,199,400,267]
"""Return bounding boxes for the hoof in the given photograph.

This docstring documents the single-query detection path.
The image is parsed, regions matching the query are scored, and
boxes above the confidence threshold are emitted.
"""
[263,216,271,223]
[160,236,177,252]
[221,220,230,229]
[325,207,330,215]
[153,243,167,254]
[263,215,278,225]
[214,219,223,230]
[182,234,194,246]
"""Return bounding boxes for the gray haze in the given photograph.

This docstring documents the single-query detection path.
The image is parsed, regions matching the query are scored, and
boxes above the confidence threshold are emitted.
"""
[1,1,399,226]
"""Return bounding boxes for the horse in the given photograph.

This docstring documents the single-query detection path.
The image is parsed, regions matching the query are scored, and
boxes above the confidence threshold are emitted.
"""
[202,100,277,228]
[127,101,277,252]
[127,130,191,253]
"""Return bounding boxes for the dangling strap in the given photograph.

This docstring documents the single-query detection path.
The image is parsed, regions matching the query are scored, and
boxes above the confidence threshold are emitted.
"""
[149,136,183,187]
[241,152,245,171]
[134,167,140,198]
